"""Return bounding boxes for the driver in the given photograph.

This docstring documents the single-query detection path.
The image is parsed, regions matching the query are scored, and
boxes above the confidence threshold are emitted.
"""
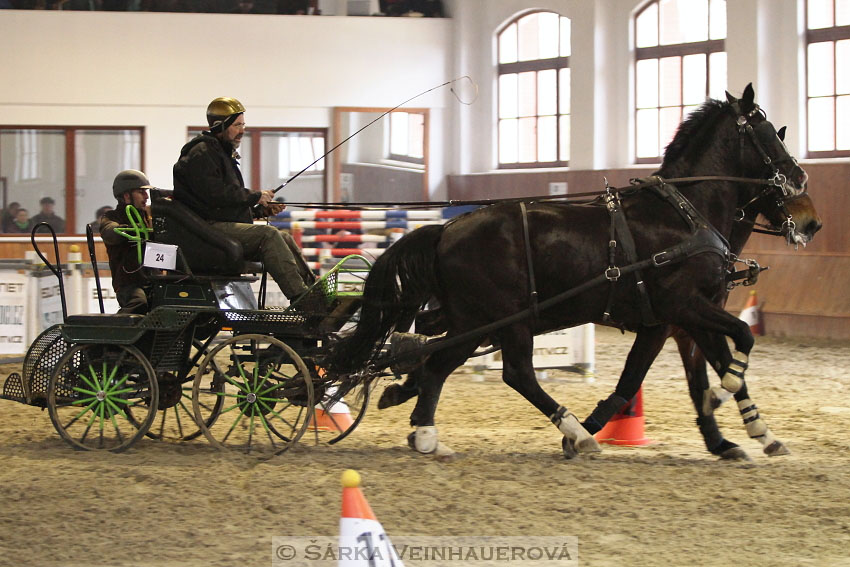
[100,169,153,314]
[172,96,315,303]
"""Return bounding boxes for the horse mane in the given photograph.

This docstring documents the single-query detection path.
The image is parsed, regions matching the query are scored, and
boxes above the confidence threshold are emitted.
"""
[660,98,730,169]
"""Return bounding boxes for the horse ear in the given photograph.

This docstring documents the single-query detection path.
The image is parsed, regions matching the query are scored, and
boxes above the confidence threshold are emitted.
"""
[725,90,736,104]
[742,83,755,106]
[778,126,787,141]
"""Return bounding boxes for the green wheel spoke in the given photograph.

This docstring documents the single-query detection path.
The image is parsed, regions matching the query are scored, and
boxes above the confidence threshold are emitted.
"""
[71,386,99,397]
[80,408,100,443]
[69,398,100,423]
[257,383,287,397]
[219,392,247,400]
[221,407,247,443]
[104,397,125,418]
[221,372,250,393]
[78,366,101,392]
[219,401,246,415]
[257,398,295,431]
[109,411,125,445]
[172,404,185,438]
[258,411,278,448]
[247,405,256,451]
[104,372,131,394]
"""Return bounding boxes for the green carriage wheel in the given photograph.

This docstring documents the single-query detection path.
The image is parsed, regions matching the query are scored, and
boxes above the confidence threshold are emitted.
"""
[192,334,314,456]
[47,344,158,452]
[141,340,225,442]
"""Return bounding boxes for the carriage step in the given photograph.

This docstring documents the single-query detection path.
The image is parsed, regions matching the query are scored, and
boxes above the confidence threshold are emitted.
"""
[0,372,27,404]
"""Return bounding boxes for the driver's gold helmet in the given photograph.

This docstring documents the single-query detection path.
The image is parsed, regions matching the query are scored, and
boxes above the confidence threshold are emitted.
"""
[206,97,246,132]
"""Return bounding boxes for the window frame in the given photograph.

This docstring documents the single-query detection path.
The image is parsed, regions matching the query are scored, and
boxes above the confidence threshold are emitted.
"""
[633,0,725,164]
[496,10,571,169]
[805,1,850,158]
[0,125,145,235]
[388,111,426,165]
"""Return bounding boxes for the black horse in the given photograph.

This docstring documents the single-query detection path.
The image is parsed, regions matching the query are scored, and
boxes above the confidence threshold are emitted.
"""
[327,84,822,459]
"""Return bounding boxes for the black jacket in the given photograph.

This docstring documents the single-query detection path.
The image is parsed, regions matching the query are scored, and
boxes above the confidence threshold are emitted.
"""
[173,132,261,223]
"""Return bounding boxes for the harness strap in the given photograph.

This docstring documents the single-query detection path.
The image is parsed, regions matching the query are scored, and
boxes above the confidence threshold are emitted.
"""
[519,202,540,322]
[603,189,659,327]
[613,193,658,327]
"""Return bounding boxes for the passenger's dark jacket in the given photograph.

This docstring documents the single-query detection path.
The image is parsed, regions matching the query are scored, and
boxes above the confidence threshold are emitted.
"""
[173,132,261,223]
[100,206,148,293]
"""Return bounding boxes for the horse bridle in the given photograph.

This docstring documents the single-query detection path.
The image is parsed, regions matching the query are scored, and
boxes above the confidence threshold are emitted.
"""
[730,102,805,244]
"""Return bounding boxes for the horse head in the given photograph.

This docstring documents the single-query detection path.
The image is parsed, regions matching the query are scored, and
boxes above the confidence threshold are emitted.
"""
[724,84,822,247]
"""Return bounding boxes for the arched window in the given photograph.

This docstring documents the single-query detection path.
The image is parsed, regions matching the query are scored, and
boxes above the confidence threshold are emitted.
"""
[497,11,570,168]
[806,0,850,157]
[634,0,727,163]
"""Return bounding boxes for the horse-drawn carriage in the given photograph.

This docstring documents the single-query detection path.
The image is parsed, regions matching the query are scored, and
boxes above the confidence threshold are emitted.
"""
[0,85,826,462]
[0,193,375,457]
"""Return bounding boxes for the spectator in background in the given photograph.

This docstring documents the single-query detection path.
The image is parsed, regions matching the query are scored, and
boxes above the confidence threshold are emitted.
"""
[1,202,21,233]
[31,196,66,233]
[92,205,114,234]
[7,208,31,234]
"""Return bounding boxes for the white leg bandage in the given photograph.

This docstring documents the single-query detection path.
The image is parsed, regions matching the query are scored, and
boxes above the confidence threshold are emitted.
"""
[721,352,748,393]
[551,407,601,454]
[737,398,777,448]
[414,426,455,458]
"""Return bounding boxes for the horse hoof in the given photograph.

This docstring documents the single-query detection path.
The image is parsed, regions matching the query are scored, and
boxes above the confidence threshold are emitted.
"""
[378,384,416,409]
[576,436,602,454]
[562,437,577,460]
[764,440,790,456]
[718,446,752,461]
[406,430,455,460]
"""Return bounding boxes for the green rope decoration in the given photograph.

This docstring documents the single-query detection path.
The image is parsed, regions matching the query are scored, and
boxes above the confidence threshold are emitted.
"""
[113,205,152,264]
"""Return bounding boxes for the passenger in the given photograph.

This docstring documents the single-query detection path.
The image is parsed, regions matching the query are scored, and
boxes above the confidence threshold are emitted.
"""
[100,169,152,315]
[173,96,316,303]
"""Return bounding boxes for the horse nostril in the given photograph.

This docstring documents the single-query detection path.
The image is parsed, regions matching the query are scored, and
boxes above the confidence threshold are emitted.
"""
[808,219,822,236]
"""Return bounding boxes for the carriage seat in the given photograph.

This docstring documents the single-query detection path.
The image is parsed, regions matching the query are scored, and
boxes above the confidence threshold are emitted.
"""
[151,193,263,277]
[65,313,144,326]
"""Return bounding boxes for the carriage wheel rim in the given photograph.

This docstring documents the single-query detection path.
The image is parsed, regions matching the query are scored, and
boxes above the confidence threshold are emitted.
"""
[191,334,314,457]
[48,344,158,453]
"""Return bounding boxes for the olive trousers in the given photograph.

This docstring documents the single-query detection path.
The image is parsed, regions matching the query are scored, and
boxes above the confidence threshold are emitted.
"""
[209,221,313,298]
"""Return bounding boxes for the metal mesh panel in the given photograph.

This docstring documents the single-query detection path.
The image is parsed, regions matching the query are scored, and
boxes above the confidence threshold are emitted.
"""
[139,308,197,330]
[1,373,25,403]
[223,309,310,333]
[22,325,69,403]
[148,331,190,371]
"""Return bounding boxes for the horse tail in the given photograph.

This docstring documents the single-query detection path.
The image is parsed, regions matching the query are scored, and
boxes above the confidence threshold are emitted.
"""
[326,223,445,374]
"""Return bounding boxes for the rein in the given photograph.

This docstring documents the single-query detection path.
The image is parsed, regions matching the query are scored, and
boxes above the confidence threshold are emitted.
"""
[280,174,789,211]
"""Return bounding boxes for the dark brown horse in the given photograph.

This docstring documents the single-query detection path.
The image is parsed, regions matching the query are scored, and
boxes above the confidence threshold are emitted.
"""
[327,84,822,459]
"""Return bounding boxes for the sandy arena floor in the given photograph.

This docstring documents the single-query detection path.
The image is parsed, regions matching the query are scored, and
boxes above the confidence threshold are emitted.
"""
[0,325,849,567]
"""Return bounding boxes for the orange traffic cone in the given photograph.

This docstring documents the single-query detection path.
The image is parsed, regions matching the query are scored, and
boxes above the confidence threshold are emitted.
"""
[340,470,405,566]
[594,388,652,446]
[310,386,354,432]
[739,290,763,336]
